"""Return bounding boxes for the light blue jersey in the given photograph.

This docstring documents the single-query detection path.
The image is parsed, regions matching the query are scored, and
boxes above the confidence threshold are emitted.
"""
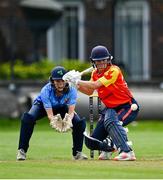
[34,83,77,109]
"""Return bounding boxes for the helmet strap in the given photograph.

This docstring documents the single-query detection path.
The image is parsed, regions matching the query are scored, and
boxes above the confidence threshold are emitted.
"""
[107,59,112,65]
[91,60,96,68]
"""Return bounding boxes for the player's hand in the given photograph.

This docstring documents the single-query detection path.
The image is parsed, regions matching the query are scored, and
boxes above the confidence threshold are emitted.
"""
[62,70,81,85]
[62,70,75,81]
[62,113,73,132]
[50,114,63,132]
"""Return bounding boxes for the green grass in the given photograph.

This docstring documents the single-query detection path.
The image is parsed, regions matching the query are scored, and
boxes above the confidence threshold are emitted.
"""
[0,118,163,179]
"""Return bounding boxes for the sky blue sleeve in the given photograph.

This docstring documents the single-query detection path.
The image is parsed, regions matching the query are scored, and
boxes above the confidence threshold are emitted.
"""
[40,86,52,109]
[67,87,78,105]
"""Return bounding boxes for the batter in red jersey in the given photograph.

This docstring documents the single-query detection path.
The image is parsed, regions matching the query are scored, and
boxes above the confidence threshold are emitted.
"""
[63,45,139,161]
[92,65,133,108]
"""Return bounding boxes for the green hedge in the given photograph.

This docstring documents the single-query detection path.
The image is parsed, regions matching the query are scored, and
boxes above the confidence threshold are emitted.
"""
[0,59,92,80]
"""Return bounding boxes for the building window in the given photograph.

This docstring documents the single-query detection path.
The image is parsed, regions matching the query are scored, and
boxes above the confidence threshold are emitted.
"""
[47,1,85,62]
[65,6,78,59]
[114,0,150,80]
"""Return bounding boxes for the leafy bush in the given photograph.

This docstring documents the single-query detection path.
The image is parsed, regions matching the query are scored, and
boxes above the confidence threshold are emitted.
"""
[0,59,92,80]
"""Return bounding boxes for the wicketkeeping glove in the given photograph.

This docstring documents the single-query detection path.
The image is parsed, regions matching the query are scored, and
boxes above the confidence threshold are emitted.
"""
[62,113,73,132]
[50,114,63,132]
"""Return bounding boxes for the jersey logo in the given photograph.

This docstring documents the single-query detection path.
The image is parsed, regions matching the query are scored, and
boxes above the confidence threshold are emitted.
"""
[104,70,113,79]
[64,98,69,103]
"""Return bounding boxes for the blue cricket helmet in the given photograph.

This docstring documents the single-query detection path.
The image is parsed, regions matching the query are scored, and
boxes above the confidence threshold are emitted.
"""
[50,66,67,80]
[90,45,112,61]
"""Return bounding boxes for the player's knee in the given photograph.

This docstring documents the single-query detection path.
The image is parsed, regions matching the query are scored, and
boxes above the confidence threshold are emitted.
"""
[21,112,36,124]
[104,109,118,129]
[122,110,139,126]
[81,118,86,131]
[74,118,86,132]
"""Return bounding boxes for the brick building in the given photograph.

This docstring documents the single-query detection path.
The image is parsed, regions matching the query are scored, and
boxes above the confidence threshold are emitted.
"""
[0,0,163,81]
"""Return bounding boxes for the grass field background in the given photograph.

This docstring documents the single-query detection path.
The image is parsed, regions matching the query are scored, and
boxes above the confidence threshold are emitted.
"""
[0,118,163,179]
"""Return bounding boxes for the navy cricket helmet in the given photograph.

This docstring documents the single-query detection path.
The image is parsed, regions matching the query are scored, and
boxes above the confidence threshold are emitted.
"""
[90,45,112,61]
[50,66,67,81]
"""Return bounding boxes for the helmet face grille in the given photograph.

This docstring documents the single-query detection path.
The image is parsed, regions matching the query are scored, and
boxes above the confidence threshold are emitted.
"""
[90,45,111,61]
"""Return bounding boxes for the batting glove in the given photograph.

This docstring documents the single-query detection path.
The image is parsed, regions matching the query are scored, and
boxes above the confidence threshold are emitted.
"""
[62,70,81,84]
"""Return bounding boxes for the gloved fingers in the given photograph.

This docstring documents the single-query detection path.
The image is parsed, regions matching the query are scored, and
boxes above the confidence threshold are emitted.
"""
[56,114,62,121]
[63,113,69,119]
[62,71,75,81]
[63,76,72,82]
[62,126,71,133]
[56,127,62,132]
[62,127,67,132]
[63,70,81,82]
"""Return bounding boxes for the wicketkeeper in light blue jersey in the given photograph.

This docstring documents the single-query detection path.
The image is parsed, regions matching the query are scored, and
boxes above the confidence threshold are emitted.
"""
[17,66,87,161]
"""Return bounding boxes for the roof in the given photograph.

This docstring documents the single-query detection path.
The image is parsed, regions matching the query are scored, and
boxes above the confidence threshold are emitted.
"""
[20,0,63,12]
